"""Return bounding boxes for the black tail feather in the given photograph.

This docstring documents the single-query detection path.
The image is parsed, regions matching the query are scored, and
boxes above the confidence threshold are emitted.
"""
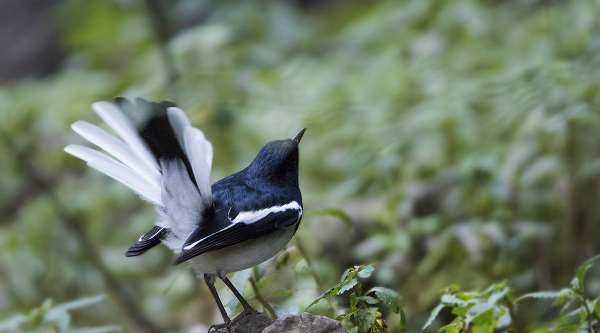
[114,97,197,186]
[125,226,168,257]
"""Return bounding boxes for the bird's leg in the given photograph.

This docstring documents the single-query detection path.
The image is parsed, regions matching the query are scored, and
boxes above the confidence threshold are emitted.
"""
[218,273,257,314]
[204,274,231,332]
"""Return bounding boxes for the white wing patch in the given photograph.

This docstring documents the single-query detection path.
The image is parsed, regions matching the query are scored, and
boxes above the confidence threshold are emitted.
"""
[182,201,302,251]
[232,201,302,224]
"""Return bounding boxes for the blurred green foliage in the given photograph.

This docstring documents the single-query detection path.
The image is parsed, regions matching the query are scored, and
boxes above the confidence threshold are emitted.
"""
[1,0,600,332]
[422,256,600,332]
[0,295,118,333]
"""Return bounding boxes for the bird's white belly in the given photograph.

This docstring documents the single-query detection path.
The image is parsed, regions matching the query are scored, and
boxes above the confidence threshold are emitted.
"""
[190,226,296,274]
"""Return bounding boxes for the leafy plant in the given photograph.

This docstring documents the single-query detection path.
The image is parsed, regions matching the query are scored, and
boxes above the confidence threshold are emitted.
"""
[516,255,600,333]
[422,282,513,333]
[308,265,405,333]
[422,255,600,332]
[2,0,600,331]
[0,295,119,333]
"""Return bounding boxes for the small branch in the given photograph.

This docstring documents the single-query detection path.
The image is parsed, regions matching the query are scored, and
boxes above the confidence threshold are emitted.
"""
[295,236,338,314]
[250,267,277,319]
[580,296,595,333]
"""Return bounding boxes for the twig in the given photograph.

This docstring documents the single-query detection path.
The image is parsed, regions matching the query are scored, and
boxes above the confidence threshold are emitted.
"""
[250,267,277,319]
[0,132,162,333]
[578,294,595,333]
[295,236,338,314]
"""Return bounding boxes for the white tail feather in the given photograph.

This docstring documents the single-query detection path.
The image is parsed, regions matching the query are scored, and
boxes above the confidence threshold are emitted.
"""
[92,102,160,174]
[68,101,214,212]
[65,145,162,205]
[183,127,213,201]
[160,159,204,249]
[167,107,191,148]
[71,121,161,187]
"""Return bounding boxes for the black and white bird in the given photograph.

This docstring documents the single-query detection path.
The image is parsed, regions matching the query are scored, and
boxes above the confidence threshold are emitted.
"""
[65,98,304,329]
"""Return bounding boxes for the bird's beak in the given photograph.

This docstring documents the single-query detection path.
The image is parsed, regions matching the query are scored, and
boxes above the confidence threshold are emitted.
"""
[292,128,306,145]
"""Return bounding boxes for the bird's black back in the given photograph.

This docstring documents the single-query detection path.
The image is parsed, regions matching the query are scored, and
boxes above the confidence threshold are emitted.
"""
[188,168,302,241]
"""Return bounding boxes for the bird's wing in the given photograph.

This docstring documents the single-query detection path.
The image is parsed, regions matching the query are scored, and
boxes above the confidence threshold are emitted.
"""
[174,200,302,264]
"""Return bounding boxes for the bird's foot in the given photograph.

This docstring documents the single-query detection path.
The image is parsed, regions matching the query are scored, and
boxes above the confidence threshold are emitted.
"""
[208,322,231,333]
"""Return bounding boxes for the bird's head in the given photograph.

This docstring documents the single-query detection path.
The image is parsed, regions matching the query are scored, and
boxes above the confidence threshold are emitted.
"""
[247,129,306,185]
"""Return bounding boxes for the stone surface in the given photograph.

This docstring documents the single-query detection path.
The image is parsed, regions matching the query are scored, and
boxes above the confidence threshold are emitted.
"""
[211,312,273,333]
[209,312,347,333]
[262,313,348,333]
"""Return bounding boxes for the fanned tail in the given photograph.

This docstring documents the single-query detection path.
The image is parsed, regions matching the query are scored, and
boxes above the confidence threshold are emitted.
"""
[66,100,163,205]
[125,226,168,257]
[66,98,214,257]
[64,145,162,205]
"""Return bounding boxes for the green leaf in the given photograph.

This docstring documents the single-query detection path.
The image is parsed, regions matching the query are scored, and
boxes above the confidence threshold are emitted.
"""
[355,307,379,332]
[469,308,495,333]
[49,295,105,314]
[0,295,109,332]
[440,319,463,333]
[357,265,375,279]
[338,278,358,295]
[368,287,401,313]
[571,254,600,293]
[305,295,328,311]
[340,267,356,283]
[560,298,576,315]
[307,265,374,311]
[358,296,380,305]
[422,304,445,331]
[441,293,467,306]
[515,291,563,303]
[305,287,335,311]
[553,288,578,307]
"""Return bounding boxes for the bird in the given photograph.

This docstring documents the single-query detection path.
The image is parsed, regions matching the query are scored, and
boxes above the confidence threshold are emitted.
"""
[65,97,305,330]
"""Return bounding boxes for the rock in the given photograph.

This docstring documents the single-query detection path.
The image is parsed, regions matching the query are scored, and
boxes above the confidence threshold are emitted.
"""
[211,312,273,333]
[262,313,348,333]
[209,312,347,333]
